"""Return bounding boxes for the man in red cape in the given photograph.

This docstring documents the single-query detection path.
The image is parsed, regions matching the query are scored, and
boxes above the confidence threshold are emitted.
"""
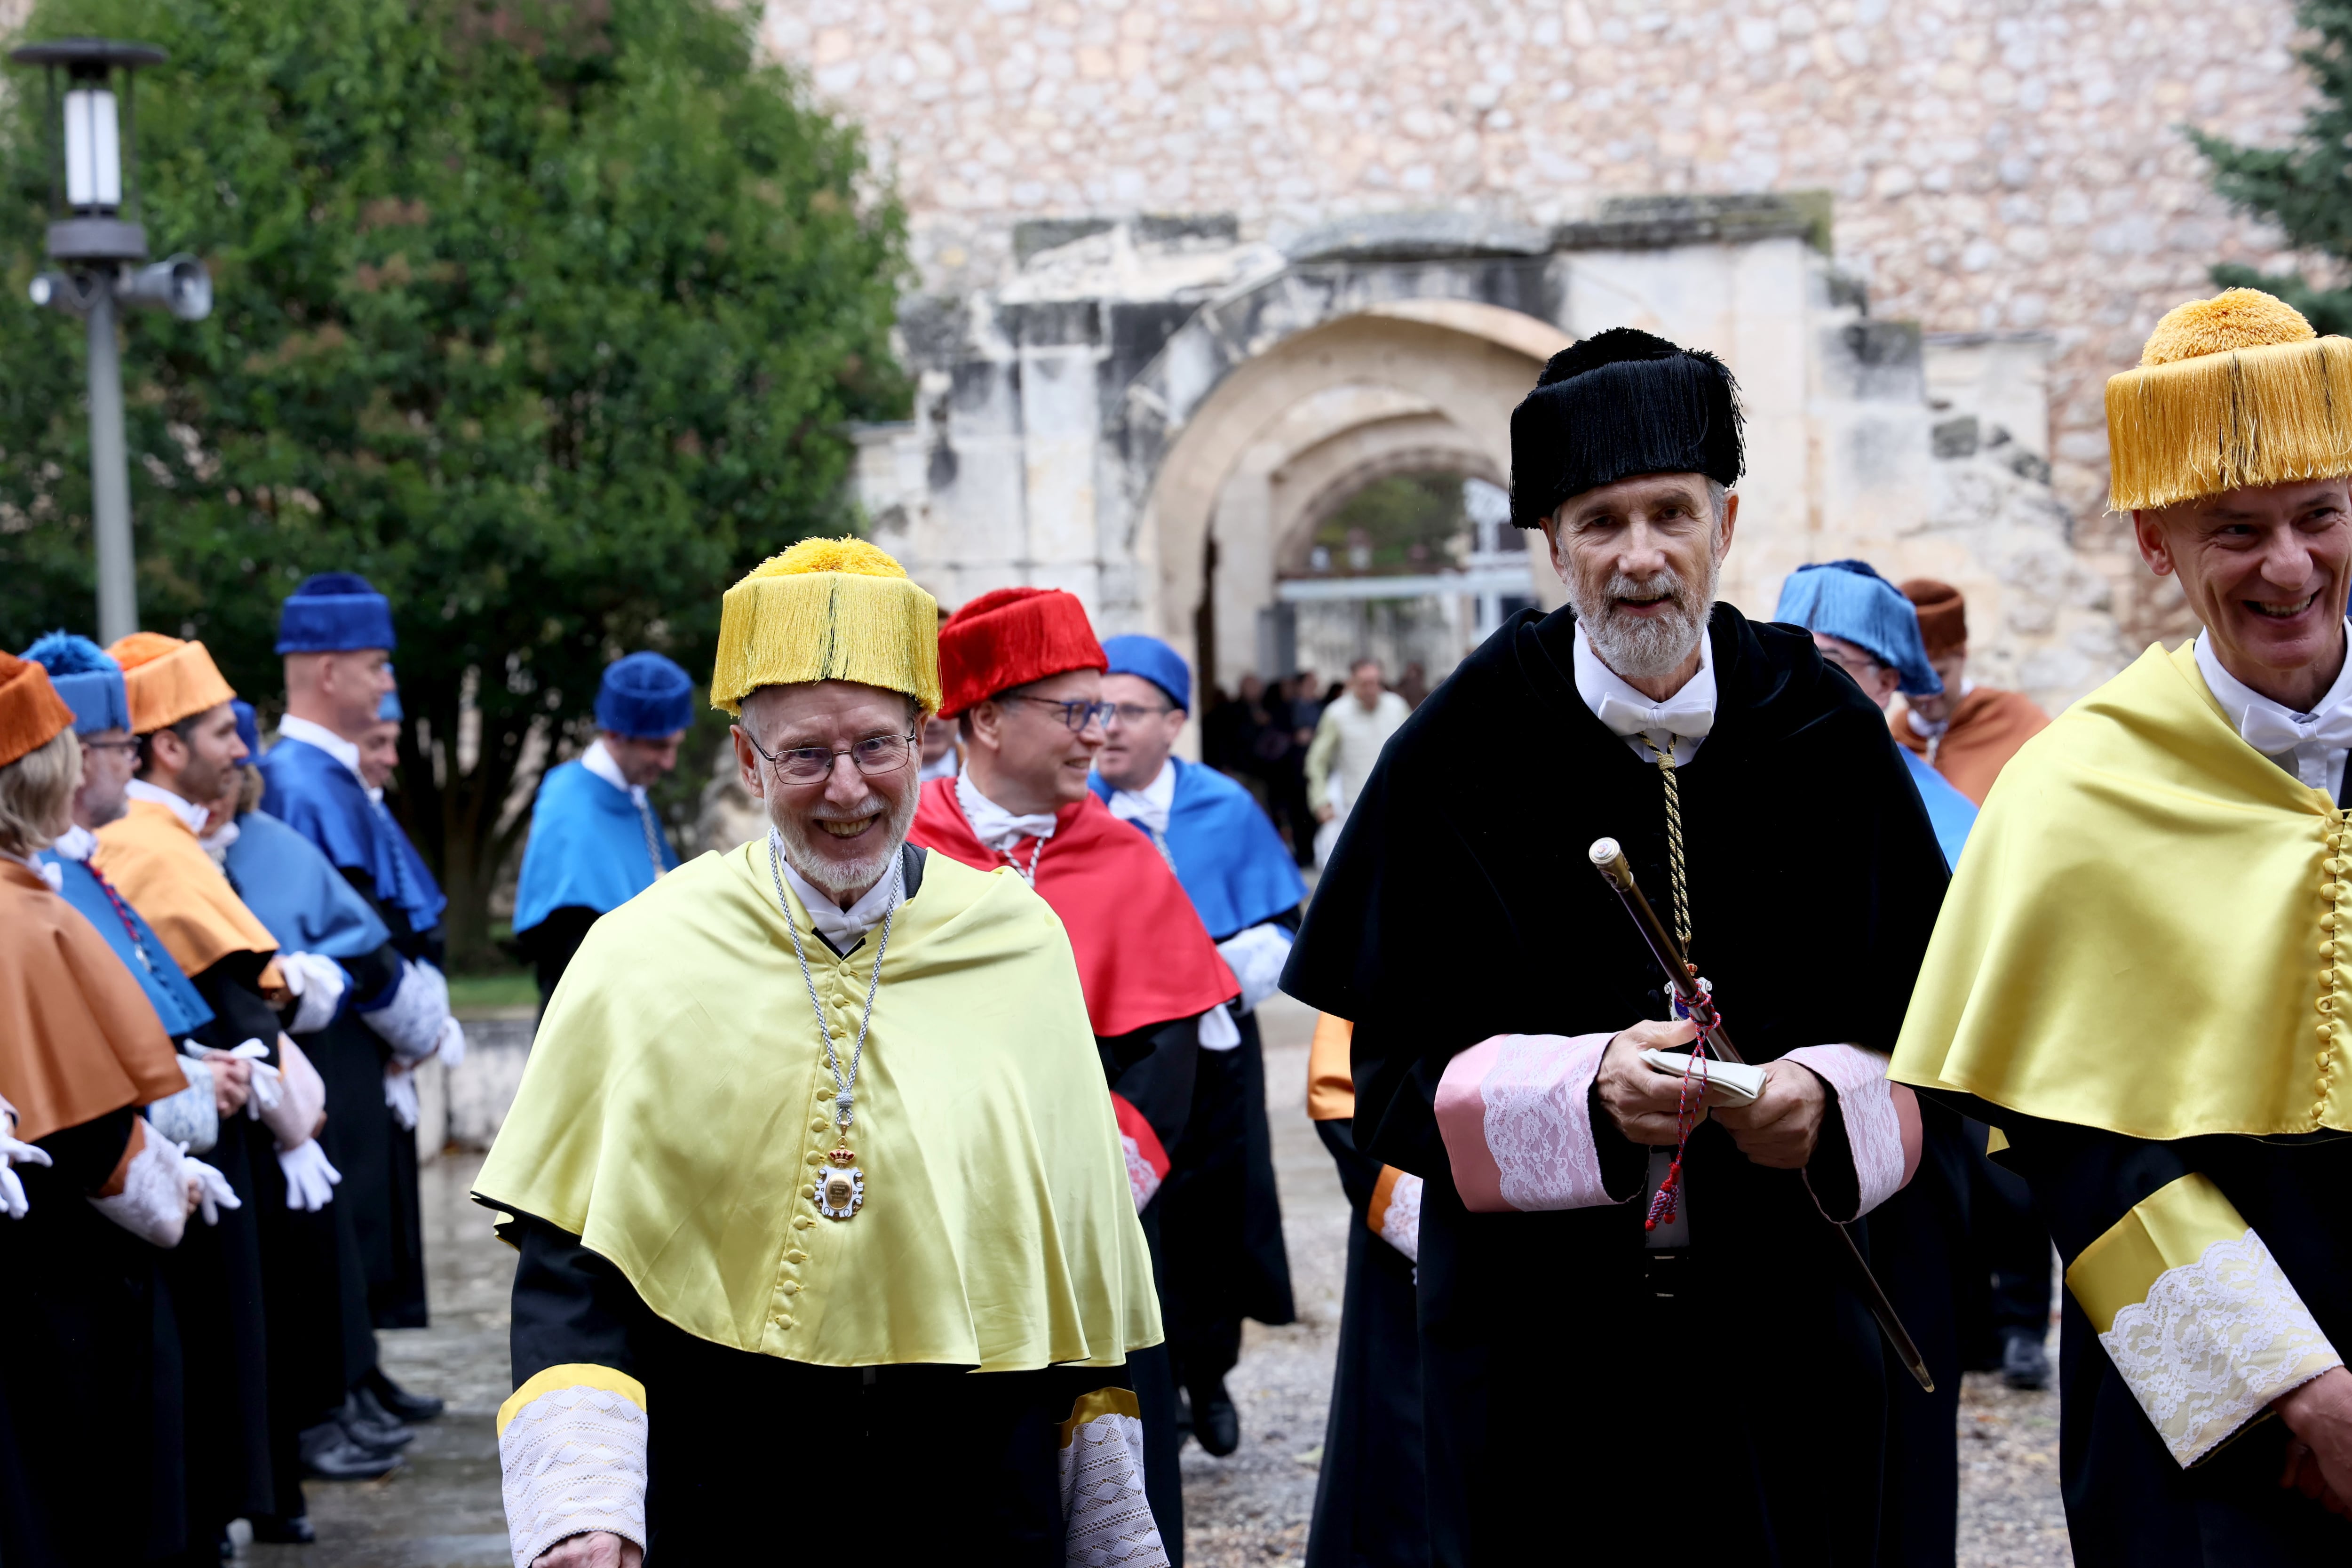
[910,586,1238,1561]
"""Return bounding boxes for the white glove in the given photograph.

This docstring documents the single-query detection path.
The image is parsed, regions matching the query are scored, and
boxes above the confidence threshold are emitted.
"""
[1215,922,1294,1015]
[278,950,349,1035]
[0,1132,51,1221]
[276,1139,342,1212]
[1197,1001,1242,1051]
[433,1013,467,1073]
[185,1156,240,1226]
[190,1038,283,1117]
[363,959,452,1064]
[385,1067,421,1131]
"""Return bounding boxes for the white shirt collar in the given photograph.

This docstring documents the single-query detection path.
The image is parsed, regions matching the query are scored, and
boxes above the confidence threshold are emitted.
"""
[1572,621,1717,768]
[51,824,98,863]
[1104,758,1178,837]
[125,779,213,836]
[772,836,903,954]
[2196,628,2352,798]
[956,773,1059,854]
[6,847,60,891]
[276,714,363,780]
[581,737,649,805]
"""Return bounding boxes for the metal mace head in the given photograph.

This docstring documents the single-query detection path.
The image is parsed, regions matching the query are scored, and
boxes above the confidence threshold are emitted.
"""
[1589,836,1634,890]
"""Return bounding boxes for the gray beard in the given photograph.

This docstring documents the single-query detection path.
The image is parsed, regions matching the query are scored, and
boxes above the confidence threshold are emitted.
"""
[1568,563,1715,681]
[771,785,917,901]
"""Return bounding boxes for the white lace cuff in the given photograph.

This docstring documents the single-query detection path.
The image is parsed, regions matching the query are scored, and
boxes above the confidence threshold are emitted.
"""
[147,1060,219,1154]
[1781,1044,1915,1221]
[87,1124,190,1249]
[363,958,452,1063]
[1434,1032,1618,1212]
[1368,1167,1422,1263]
[498,1374,649,1568]
[1059,1389,1168,1566]
[2097,1228,2342,1467]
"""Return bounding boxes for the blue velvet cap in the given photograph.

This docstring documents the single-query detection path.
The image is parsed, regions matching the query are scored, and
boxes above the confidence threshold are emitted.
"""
[595,651,694,739]
[1773,561,1944,698]
[231,699,260,759]
[1102,634,1192,712]
[19,631,130,735]
[276,572,396,654]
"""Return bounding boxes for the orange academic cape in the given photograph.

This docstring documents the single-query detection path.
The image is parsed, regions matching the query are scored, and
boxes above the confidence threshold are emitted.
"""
[0,859,186,1144]
[1891,685,2050,806]
[94,798,281,979]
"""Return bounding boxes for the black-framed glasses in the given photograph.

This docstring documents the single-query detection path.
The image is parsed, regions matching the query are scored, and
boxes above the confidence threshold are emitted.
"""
[1007,695,1115,733]
[743,727,919,786]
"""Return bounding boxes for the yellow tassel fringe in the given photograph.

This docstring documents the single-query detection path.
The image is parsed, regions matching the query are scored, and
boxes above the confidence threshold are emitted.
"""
[2106,335,2352,513]
[710,538,941,714]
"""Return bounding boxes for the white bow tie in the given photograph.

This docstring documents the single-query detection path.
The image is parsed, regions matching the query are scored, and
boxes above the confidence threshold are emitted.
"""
[1591,693,1716,743]
[956,775,1058,853]
[2236,701,2352,766]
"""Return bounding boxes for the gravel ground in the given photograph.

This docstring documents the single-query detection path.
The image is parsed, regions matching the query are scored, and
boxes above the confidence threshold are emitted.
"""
[246,993,2072,1567]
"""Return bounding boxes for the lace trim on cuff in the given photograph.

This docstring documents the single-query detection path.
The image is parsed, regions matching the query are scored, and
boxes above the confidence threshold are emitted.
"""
[87,1128,189,1249]
[2097,1228,2343,1468]
[1060,1402,1169,1566]
[498,1384,649,1567]
[1781,1044,1905,1221]
[1478,1033,1614,1211]
[1370,1170,1422,1264]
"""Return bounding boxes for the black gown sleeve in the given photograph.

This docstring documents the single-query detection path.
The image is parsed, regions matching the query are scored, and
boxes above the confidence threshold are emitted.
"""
[187,951,286,1059]
[34,1106,141,1195]
[1096,1015,1201,1152]
[509,1211,643,1387]
[1314,1117,1385,1214]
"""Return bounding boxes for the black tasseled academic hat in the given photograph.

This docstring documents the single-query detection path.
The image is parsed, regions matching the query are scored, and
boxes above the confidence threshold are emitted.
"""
[1507,327,1745,528]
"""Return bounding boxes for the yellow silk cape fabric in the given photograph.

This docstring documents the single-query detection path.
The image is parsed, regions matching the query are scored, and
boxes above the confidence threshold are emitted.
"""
[1892,640,2352,1139]
[475,840,1161,1371]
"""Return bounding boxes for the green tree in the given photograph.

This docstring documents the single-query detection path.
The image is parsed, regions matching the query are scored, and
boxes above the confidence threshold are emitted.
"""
[2193,0,2352,333]
[0,0,908,965]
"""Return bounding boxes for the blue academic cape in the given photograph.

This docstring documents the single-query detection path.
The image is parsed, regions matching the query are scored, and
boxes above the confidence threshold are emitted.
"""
[226,808,392,962]
[37,852,215,1039]
[511,759,680,937]
[1900,743,1977,872]
[258,736,447,933]
[1089,756,1305,942]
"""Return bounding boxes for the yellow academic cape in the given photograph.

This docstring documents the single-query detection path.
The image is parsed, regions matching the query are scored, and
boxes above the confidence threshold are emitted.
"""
[1891,639,2352,1138]
[475,840,1161,1371]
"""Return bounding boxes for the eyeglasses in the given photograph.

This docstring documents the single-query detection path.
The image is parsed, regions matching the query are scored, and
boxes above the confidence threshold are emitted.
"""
[79,737,139,754]
[743,727,919,786]
[1103,701,1172,727]
[1006,695,1115,733]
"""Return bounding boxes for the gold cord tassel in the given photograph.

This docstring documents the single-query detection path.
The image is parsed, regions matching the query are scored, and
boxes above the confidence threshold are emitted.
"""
[1645,736,1692,961]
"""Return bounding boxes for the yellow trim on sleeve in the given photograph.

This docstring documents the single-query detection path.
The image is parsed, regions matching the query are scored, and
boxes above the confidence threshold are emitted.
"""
[496,1364,648,1436]
[1307,1013,1356,1122]
[1058,1386,1142,1447]
[1366,1164,1403,1238]
[2066,1173,2249,1335]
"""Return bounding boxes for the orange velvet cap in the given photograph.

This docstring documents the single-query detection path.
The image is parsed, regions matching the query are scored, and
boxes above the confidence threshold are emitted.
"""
[0,652,76,768]
[107,633,236,734]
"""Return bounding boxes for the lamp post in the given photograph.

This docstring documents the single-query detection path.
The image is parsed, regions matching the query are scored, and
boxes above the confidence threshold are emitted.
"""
[9,39,211,645]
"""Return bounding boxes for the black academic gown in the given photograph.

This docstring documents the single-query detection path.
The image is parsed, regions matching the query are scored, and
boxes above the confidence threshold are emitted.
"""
[1283,604,1951,1566]
[1304,1116,1426,1568]
[325,871,434,1329]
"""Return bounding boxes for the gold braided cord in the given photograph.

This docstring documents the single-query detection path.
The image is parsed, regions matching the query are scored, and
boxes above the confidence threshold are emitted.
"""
[1645,736,1692,960]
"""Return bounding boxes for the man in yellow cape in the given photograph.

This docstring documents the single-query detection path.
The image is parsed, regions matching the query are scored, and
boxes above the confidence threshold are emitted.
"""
[1892,288,2352,1564]
[474,539,1166,1568]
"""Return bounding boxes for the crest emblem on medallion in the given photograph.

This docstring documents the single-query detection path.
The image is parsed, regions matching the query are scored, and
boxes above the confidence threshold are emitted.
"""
[815,1162,864,1220]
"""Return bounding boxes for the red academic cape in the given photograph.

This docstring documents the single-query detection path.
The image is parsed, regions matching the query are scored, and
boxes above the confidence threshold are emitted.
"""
[909,778,1239,1037]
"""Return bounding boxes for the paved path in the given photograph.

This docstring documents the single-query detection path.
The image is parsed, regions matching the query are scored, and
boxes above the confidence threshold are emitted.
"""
[248,994,2071,1566]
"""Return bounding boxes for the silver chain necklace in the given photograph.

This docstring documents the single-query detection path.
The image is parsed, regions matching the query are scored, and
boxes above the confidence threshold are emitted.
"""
[767,829,900,1221]
[635,796,667,879]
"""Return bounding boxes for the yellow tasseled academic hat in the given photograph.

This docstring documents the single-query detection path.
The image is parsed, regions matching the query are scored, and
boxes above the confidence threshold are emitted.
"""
[106,633,236,734]
[2106,287,2352,512]
[710,537,941,715]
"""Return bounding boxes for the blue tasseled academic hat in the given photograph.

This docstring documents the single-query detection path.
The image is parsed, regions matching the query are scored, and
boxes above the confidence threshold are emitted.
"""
[1773,560,1944,698]
[1101,634,1192,712]
[20,630,131,735]
[231,699,261,759]
[594,652,694,739]
[277,572,396,654]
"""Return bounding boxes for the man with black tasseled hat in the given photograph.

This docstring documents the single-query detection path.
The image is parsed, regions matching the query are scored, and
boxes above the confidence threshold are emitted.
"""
[1282,328,1951,1564]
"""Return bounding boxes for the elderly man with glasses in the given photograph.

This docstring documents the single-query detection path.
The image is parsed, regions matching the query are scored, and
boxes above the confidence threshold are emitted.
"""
[912,589,1242,1560]
[477,541,1167,1568]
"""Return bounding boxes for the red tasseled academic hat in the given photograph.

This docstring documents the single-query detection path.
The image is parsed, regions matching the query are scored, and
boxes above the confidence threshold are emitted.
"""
[936,587,1107,719]
[0,651,77,768]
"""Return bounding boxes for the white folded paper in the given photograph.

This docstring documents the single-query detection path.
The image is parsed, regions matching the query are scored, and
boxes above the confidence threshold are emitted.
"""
[1638,1050,1766,1108]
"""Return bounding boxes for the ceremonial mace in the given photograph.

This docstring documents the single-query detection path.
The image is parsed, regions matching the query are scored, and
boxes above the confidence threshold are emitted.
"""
[1588,837,1936,1394]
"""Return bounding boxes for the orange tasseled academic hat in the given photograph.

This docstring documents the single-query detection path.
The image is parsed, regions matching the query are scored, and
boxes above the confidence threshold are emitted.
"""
[107,632,236,735]
[0,651,76,768]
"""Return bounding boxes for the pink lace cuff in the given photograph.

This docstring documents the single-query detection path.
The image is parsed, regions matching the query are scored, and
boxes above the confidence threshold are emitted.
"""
[1435,1033,1618,1213]
[1782,1044,1918,1221]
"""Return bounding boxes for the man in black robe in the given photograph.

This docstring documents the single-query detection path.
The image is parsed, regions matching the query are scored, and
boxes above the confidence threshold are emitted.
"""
[1283,329,1950,1564]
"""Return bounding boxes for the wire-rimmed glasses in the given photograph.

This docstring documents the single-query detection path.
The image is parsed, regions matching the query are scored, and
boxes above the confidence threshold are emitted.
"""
[743,727,920,787]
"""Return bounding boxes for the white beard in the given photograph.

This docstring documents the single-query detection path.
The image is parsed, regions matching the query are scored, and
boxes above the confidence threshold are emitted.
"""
[770,785,917,899]
[1568,559,1716,681]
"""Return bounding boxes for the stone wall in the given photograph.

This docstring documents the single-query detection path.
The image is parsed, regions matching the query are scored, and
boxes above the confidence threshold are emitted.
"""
[763,0,2319,646]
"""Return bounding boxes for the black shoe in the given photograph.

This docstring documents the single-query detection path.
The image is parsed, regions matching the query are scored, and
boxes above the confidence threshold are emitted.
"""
[2001,1328,2051,1390]
[340,1393,414,1454]
[350,1387,417,1445]
[1190,1380,1240,1457]
[299,1419,404,1480]
[249,1514,317,1544]
[364,1366,445,1422]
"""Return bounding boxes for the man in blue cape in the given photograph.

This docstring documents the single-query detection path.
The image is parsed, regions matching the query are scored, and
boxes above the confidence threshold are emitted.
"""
[512,651,691,1010]
[1091,633,1301,1457]
[256,573,454,1411]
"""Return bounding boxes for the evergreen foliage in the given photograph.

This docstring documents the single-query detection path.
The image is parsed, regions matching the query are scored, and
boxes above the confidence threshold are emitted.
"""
[0,0,909,963]
[2193,0,2352,334]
